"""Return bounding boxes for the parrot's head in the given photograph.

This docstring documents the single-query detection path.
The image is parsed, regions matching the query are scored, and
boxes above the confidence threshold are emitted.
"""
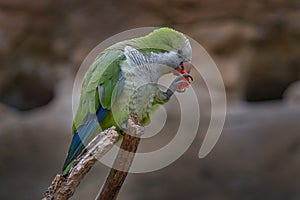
[144,27,193,84]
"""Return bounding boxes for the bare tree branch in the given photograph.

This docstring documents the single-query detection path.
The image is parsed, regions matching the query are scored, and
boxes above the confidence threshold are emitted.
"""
[96,114,141,200]
[42,127,119,200]
[43,114,141,200]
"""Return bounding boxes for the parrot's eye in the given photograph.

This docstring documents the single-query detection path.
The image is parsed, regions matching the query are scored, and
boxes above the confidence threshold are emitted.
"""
[177,49,183,55]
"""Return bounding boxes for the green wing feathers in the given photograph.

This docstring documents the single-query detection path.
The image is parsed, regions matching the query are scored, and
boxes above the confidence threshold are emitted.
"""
[73,49,125,132]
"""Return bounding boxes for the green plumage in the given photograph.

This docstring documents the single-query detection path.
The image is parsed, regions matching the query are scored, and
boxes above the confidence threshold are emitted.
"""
[73,27,190,131]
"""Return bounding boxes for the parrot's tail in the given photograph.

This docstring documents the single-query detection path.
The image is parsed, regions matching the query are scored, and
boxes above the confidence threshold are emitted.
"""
[62,119,99,176]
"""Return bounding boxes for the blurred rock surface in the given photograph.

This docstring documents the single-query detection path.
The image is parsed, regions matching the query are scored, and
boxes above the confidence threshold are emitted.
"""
[0,0,299,199]
[284,81,300,105]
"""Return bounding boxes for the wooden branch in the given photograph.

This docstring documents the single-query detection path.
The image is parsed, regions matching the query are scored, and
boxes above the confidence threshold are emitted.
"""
[42,127,119,200]
[43,115,141,200]
[96,114,141,200]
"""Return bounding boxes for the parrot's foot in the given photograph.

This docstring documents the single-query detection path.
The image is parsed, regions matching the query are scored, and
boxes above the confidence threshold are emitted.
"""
[168,73,193,94]
[156,74,193,103]
[121,119,145,137]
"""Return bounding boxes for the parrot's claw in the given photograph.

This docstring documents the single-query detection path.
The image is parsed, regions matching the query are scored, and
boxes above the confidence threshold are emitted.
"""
[169,74,193,93]
[181,73,193,81]
[174,80,188,93]
[176,73,193,82]
[122,119,145,137]
[156,74,193,104]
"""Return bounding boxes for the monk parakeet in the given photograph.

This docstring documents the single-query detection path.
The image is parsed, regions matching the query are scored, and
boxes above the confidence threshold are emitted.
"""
[62,27,193,175]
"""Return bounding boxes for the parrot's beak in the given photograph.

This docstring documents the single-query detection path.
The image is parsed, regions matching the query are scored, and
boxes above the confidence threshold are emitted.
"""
[173,61,193,76]
[172,61,193,88]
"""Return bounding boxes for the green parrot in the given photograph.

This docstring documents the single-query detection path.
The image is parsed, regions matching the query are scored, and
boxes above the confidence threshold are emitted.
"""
[62,27,193,175]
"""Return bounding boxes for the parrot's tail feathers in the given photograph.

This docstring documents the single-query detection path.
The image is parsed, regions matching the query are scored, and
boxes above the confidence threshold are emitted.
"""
[62,119,99,175]
[62,132,84,174]
[62,160,75,177]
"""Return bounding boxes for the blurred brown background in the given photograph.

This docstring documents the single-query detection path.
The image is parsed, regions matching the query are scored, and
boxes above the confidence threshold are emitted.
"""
[0,0,300,199]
